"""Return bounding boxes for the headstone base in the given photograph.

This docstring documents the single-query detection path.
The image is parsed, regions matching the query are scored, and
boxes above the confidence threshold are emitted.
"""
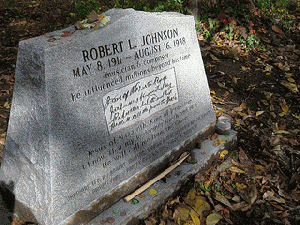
[87,129,237,225]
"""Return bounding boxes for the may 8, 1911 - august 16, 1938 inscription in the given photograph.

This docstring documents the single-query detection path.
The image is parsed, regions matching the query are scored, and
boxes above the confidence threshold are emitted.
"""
[0,8,216,225]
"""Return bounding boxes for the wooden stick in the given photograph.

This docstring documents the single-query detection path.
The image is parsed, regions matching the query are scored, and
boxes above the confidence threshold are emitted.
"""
[124,153,190,202]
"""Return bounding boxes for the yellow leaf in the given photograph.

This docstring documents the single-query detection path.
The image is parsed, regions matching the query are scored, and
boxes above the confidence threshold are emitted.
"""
[186,188,196,202]
[256,111,264,117]
[255,165,265,172]
[278,62,290,71]
[210,90,216,95]
[3,102,10,109]
[230,166,245,174]
[149,189,157,195]
[240,101,246,109]
[274,130,289,134]
[210,54,220,61]
[285,72,293,77]
[236,182,247,189]
[287,77,295,82]
[279,98,289,117]
[264,65,272,71]
[266,72,271,75]
[193,196,211,216]
[189,213,200,225]
[281,80,298,93]
[223,92,229,97]
[215,110,224,117]
[220,150,228,160]
[229,88,234,93]
[261,99,269,105]
[204,180,211,190]
[217,42,224,47]
[233,77,238,84]
[238,112,248,118]
[292,114,300,120]
[206,213,223,225]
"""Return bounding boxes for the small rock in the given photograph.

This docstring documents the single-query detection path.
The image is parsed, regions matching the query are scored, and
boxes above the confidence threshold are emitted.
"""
[88,10,99,23]
[74,21,84,30]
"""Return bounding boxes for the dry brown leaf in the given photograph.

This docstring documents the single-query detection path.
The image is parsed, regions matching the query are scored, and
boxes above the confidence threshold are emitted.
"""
[174,204,191,222]
[278,98,289,117]
[213,139,226,146]
[230,167,245,174]
[281,80,298,93]
[239,148,252,166]
[214,193,233,209]
[232,201,248,210]
[211,133,219,140]
[240,101,247,109]
[263,191,285,203]
[210,54,220,61]
[144,217,157,225]
[232,195,241,202]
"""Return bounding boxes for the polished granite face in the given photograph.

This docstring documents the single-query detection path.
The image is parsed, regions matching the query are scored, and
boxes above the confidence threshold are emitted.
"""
[0,8,215,225]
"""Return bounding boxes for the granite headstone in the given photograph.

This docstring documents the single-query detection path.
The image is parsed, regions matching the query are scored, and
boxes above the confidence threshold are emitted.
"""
[0,8,216,225]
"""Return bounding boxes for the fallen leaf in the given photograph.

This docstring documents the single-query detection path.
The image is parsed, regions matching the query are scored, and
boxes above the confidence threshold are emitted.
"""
[229,167,245,174]
[274,130,289,134]
[264,65,272,72]
[206,213,223,225]
[210,54,220,61]
[278,98,289,117]
[61,33,72,37]
[261,99,269,105]
[233,77,238,84]
[220,150,228,160]
[204,180,211,190]
[175,204,191,222]
[277,62,290,71]
[256,111,264,117]
[213,139,226,146]
[236,182,247,189]
[255,165,265,173]
[189,213,200,225]
[263,191,285,203]
[193,196,211,216]
[144,217,157,225]
[240,101,247,109]
[214,194,233,209]
[281,80,298,93]
[211,133,219,140]
[106,217,115,223]
[186,188,196,202]
[149,189,157,195]
[272,25,282,33]
[232,196,240,202]
[3,102,11,109]
[292,114,300,120]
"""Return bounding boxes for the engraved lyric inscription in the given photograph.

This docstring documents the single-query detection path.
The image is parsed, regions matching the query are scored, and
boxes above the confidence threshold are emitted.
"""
[103,68,179,133]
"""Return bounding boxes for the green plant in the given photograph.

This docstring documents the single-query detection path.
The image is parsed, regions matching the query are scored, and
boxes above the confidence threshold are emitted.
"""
[71,0,102,21]
[115,0,187,13]
[223,22,235,40]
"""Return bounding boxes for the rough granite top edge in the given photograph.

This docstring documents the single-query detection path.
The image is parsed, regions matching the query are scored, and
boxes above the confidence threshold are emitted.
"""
[18,8,191,50]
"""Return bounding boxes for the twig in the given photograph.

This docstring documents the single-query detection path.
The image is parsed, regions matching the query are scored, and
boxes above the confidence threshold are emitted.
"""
[124,153,190,202]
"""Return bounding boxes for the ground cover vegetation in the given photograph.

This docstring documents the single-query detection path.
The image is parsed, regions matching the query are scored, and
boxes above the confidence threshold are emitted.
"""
[0,0,299,224]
